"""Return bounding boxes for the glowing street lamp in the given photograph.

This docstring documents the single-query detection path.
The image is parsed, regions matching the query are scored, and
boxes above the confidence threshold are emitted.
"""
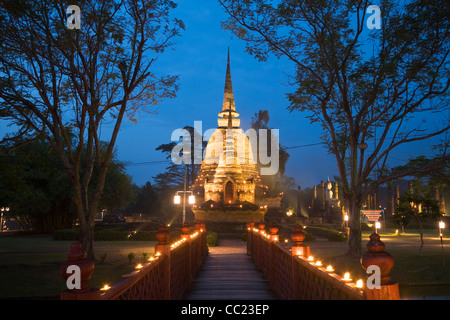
[1,207,9,232]
[439,221,445,237]
[344,214,349,227]
[375,221,381,234]
[439,221,445,266]
[173,191,195,224]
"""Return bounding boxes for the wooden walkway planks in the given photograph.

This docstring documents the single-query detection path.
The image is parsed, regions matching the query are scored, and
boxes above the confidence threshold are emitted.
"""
[183,239,278,300]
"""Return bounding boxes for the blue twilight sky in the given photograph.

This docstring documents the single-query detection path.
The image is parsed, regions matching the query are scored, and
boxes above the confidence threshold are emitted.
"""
[104,0,446,189]
[108,0,330,188]
[0,0,446,189]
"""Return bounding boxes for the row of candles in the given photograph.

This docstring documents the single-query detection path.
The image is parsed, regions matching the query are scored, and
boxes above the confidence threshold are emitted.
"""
[304,255,364,290]
[100,231,203,292]
[100,251,162,291]
[250,227,364,291]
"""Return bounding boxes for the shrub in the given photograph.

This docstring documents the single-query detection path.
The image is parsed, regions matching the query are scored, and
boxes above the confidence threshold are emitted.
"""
[129,231,157,241]
[94,230,130,241]
[303,230,316,242]
[206,232,218,247]
[99,254,107,265]
[127,252,135,264]
[53,228,80,241]
[304,225,347,242]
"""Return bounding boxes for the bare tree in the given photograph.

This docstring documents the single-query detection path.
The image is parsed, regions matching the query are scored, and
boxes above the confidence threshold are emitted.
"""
[0,0,184,259]
[219,0,449,256]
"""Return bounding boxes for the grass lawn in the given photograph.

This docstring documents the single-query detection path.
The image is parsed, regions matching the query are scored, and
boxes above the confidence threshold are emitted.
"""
[0,233,157,299]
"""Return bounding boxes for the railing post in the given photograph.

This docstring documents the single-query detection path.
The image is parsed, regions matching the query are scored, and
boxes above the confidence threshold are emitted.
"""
[195,220,207,258]
[246,220,255,256]
[60,241,100,300]
[268,223,278,290]
[291,224,310,258]
[289,224,310,300]
[181,221,192,285]
[361,232,399,300]
[201,220,207,258]
[155,224,171,300]
[257,220,265,271]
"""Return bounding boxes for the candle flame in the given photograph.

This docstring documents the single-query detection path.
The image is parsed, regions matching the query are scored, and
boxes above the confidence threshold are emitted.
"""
[355,279,364,289]
[101,284,110,291]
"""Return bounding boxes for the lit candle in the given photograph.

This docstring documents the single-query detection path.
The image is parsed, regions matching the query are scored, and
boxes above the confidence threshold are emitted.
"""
[355,279,364,289]
[326,265,334,273]
[101,284,110,291]
[307,256,314,262]
[343,272,352,282]
[315,261,322,267]
[135,264,143,269]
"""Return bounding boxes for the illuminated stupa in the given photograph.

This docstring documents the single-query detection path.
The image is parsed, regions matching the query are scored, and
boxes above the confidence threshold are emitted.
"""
[192,50,265,222]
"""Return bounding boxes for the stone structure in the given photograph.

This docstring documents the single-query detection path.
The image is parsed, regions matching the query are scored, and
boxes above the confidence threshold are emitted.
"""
[309,178,345,224]
[192,50,265,223]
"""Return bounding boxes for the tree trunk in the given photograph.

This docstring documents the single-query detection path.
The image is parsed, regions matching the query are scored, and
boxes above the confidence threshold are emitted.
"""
[419,232,424,257]
[80,218,95,261]
[347,201,362,258]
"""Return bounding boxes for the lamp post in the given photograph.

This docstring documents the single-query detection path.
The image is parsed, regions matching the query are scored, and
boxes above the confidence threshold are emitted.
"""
[174,190,195,224]
[286,209,293,220]
[375,221,381,234]
[439,221,445,266]
[1,207,9,232]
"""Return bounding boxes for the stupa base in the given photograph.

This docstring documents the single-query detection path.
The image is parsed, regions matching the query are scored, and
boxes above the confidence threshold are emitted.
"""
[192,208,266,223]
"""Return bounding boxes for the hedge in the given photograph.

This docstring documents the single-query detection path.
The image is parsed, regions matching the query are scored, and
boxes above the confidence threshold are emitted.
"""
[303,225,348,242]
[53,228,80,241]
[53,228,177,242]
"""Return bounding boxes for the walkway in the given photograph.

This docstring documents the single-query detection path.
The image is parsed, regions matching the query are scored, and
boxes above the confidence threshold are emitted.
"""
[183,239,278,300]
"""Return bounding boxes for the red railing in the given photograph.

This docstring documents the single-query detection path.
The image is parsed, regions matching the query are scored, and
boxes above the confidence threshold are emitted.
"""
[60,221,208,300]
[246,221,399,300]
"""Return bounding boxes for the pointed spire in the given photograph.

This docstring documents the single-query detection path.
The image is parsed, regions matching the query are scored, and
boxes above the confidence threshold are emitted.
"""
[218,48,240,128]
[224,47,233,98]
[221,47,237,114]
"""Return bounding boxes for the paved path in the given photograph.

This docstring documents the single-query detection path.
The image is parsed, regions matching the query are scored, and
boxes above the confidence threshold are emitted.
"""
[183,239,278,300]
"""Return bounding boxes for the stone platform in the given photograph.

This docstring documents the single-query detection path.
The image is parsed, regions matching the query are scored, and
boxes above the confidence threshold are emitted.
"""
[192,208,266,223]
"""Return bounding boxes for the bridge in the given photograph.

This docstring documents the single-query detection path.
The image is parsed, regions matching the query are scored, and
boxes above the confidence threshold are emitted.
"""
[60,221,399,300]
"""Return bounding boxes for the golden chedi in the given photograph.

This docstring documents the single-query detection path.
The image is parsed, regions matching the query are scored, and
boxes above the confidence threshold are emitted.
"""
[192,50,265,223]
